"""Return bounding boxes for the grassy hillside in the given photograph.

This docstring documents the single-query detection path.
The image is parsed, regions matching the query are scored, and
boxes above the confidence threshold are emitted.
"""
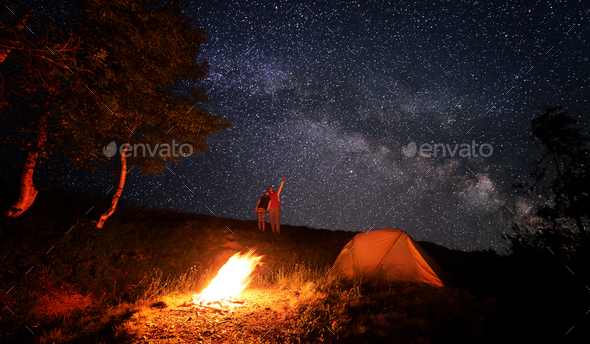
[1,187,588,343]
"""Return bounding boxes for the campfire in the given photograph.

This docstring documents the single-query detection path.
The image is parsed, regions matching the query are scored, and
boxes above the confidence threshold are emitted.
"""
[192,252,262,312]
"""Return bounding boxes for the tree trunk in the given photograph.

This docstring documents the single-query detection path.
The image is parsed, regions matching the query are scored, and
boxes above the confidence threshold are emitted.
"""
[573,213,587,244]
[7,113,47,217]
[96,130,134,229]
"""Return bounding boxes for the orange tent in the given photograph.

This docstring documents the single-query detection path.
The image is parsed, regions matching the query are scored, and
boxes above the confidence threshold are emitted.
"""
[332,228,448,287]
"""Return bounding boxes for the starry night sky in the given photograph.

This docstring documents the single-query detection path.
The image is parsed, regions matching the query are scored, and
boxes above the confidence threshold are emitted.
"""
[5,1,590,252]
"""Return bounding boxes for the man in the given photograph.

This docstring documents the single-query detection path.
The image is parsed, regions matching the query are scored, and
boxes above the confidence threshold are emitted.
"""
[268,177,286,234]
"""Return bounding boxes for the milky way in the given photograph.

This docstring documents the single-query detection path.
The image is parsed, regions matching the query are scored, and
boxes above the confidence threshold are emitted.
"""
[6,1,590,252]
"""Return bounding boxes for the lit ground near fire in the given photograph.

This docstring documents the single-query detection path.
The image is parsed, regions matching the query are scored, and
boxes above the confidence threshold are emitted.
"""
[3,202,589,343]
[126,288,302,343]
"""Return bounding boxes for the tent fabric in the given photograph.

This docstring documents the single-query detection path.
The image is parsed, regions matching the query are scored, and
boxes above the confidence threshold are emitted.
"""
[333,228,448,287]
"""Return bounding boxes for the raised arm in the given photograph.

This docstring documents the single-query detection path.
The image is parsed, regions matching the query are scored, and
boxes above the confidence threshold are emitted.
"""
[277,177,286,195]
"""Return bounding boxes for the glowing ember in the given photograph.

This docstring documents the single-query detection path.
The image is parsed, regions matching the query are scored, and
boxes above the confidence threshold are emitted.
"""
[193,252,262,310]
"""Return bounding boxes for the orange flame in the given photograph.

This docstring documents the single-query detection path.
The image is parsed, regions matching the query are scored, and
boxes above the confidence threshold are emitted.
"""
[193,252,261,307]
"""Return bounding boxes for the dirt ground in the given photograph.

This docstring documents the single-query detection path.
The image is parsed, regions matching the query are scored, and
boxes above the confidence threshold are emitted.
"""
[126,288,303,343]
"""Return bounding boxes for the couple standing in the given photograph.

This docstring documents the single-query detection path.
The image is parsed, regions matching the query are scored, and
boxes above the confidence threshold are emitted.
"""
[254,177,286,234]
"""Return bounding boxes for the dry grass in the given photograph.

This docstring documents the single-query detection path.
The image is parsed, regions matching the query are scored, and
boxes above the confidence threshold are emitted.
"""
[2,189,589,343]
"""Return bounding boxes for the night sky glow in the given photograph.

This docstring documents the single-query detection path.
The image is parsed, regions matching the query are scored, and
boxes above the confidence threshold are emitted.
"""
[6,1,590,252]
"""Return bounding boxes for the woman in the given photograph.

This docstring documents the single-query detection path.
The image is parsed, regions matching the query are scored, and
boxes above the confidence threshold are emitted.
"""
[254,191,271,231]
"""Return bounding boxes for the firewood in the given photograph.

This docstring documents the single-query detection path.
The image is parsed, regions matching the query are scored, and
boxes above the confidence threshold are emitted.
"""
[194,304,226,313]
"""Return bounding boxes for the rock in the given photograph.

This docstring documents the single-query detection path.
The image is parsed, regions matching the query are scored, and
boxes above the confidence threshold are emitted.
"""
[151,301,168,309]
